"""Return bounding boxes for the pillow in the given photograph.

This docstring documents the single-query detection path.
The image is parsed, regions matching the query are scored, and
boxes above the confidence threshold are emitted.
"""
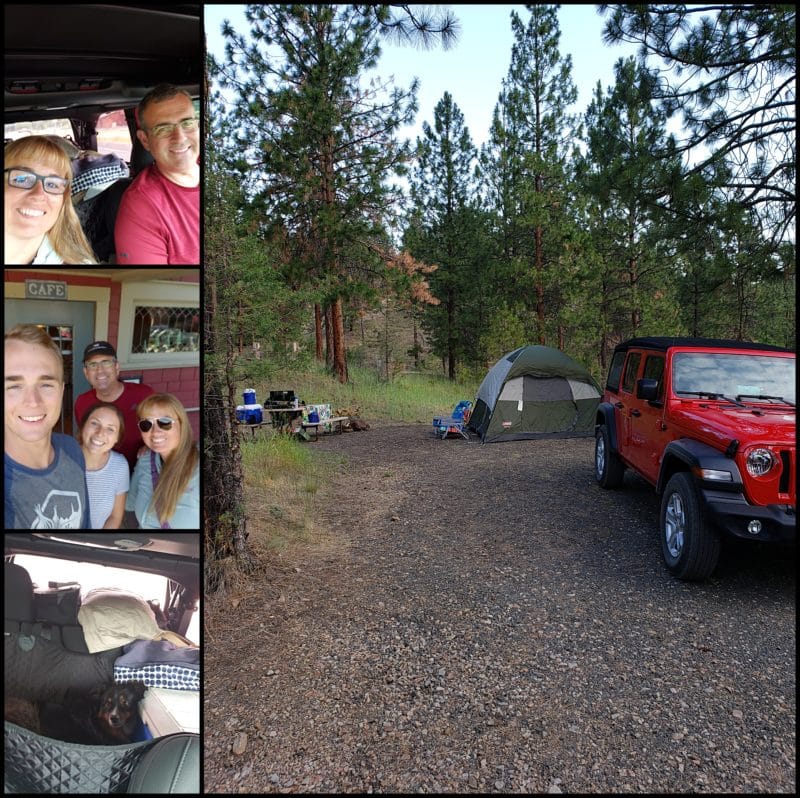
[77,588,160,653]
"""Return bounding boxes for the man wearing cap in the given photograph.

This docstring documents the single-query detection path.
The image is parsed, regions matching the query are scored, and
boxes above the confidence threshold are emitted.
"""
[74,341,155,472]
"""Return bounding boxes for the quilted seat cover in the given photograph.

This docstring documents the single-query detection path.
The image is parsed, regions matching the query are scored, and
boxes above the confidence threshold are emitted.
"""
[5,721,158,793]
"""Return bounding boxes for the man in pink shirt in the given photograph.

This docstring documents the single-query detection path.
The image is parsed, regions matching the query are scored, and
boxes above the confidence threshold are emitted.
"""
[115,84,199,264]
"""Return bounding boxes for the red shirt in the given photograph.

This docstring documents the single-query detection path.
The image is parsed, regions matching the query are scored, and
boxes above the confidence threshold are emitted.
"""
[114,164,199,264]
[74,382,155,472]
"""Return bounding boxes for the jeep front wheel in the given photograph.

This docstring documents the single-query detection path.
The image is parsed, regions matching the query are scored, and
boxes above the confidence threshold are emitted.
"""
[660,472,720,581]
[595,425,625,488]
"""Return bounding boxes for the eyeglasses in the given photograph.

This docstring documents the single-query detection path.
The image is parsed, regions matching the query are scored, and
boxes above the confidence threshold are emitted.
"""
[5,168,70,195]
[85,358,116,371]
[145,117,199,139]
[138,417,176,433]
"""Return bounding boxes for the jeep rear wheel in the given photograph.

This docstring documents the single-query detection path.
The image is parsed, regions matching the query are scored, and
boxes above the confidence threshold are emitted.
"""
[660,472,720,581]
[595,425,625,488]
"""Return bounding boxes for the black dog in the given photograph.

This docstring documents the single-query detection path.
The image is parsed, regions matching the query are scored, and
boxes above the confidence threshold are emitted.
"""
[37,680,147,745]
[92,680,147,743]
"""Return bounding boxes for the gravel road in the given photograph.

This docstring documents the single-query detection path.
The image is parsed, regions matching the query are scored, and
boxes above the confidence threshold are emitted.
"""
[204,423,795,793]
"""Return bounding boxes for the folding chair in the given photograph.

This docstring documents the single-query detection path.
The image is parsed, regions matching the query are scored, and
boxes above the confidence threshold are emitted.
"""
[432,400,472,440]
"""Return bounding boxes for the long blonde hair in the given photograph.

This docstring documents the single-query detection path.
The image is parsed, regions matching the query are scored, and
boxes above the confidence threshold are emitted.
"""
[4,136,97,264]
[137,392,199,526]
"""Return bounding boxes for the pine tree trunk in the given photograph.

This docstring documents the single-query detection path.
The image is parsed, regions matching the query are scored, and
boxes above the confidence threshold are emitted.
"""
[314,303,324,361]
[332,297,348,383]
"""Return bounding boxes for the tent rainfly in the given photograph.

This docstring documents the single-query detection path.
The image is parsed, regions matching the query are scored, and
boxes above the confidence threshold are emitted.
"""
[467,345,602,443]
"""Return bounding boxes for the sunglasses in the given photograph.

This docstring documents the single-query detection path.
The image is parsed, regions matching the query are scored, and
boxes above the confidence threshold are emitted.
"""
[5,168,70,195]
[138,417,176,433]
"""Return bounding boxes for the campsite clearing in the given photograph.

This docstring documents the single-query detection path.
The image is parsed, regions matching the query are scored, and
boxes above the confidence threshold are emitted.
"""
[206,423,796,794]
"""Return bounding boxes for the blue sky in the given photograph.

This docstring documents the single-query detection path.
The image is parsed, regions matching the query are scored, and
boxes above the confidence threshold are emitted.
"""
[204,4,638,148]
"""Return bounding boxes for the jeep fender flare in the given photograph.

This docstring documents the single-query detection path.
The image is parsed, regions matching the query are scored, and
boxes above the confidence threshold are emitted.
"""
[595,403,619,452]
[657,439,744,495]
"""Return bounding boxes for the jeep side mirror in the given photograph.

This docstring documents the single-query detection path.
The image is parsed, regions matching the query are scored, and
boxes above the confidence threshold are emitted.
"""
[636,378,659,401]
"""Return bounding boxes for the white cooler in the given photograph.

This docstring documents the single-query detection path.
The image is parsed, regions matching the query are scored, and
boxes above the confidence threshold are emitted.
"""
[140,688,200,736]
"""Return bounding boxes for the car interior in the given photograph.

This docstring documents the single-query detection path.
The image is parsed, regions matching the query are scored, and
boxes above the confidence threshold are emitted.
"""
[4,533,200,794]
[4,3,201,263]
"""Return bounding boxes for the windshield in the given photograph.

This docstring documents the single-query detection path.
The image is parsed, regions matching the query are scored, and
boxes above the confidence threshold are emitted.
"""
[672,352,795,405]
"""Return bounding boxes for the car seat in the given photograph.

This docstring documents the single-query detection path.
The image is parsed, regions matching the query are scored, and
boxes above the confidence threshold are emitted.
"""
[126,732,199,793]
[4,562,62,647]
[5,630,199,793]
[33,583,90,654]
[74,137,154,263]
[4,562,35,636]
[76,179,132,263]
[4,722,199,794]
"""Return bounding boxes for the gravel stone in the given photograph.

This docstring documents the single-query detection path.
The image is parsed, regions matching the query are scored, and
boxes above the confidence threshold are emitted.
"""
[205,423,796,793]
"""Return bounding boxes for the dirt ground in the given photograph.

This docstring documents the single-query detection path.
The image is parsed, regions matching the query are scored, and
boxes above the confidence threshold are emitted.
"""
[205,423,795,793]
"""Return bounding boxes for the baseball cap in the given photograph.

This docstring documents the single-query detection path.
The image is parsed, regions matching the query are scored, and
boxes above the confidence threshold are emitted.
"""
[83,341,117,362]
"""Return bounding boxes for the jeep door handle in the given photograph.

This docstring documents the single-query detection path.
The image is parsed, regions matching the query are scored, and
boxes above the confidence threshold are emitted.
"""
[615,402,624,409]
[630,409,641,417]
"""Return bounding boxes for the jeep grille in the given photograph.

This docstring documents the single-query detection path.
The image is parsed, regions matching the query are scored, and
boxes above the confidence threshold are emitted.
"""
[778,449,795,499]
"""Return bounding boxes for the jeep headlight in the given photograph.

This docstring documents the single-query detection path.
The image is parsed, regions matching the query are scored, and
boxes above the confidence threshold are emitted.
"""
[745,448,777,477]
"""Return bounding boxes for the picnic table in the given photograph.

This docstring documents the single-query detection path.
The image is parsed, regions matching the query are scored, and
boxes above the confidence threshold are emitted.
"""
[301,415,349,441]
[235,421,271,439]
[265,407,303,434]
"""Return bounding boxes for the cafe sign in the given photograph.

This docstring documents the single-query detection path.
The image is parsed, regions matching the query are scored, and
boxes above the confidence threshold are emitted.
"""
[25,280,67,299]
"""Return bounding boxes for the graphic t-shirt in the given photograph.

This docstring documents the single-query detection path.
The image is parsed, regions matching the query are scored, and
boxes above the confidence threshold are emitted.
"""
[5,434,90,529]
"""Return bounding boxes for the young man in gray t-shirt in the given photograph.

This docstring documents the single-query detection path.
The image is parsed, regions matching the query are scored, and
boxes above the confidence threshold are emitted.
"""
[4,324,89,528]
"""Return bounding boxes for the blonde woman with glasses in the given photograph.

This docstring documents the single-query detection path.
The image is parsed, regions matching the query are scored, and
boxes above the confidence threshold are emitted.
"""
[126,393,199,529]
[114,84,200,265]
[4,136,97,265]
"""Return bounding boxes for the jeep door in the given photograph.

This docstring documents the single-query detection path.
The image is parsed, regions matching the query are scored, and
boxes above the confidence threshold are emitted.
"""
[625,353,669,483]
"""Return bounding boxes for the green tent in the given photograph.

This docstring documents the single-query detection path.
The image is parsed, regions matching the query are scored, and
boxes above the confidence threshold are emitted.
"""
[467,345,601,443]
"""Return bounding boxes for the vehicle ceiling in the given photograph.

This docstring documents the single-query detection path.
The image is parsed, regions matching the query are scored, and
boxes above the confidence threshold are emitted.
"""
[4,3,201,122]
[4,533,199,601]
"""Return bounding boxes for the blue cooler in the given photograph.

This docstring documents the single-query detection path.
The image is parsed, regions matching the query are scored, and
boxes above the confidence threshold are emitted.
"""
[243,388,257,405]
[236,404,263,424]
[244,405,263,423]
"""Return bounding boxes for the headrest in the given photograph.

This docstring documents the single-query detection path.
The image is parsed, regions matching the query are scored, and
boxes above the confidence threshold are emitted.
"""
[4,562,35,623]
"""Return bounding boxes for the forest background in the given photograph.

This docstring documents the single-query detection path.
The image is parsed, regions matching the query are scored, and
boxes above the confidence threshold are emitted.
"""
[203,4,796,566]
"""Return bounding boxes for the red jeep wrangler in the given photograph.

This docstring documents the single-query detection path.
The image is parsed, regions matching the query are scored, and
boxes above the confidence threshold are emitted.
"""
[595,337,796,581]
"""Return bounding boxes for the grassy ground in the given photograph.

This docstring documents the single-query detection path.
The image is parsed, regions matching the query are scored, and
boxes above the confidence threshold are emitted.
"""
[240,363,480,553]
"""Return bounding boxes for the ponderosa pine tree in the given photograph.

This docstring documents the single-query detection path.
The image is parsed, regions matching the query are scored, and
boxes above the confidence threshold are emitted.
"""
[407,92,498,379]
[481,5,581,346]
[210,4,457,383]
[600,4,796,245]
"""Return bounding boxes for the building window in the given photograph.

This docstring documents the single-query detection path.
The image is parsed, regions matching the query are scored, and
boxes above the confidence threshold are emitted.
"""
[117,280,199,370]
[132,305,199,353]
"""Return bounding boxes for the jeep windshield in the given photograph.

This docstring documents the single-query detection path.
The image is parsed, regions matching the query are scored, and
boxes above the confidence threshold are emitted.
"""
[672,352,796,406]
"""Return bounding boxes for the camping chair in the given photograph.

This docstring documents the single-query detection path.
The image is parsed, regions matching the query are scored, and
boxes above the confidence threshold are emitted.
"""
[432,400,472,440]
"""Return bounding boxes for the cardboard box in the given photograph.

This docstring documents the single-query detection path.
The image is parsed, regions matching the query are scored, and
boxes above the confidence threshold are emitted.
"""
[139,688,199,736]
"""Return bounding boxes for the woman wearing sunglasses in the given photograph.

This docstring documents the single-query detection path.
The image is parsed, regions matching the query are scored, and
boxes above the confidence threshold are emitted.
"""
[126,392,199,529]
[4,136,97,264]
